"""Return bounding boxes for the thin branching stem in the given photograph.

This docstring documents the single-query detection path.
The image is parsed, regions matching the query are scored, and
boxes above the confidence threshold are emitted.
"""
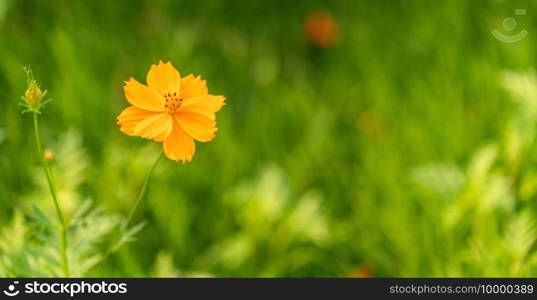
[95,150,163,272]
[124,149,164,229]
[32,112,69,277]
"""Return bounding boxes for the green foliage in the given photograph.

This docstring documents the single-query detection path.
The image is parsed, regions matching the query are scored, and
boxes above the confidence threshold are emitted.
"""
[0,130,133,277]
[403,70,537,276]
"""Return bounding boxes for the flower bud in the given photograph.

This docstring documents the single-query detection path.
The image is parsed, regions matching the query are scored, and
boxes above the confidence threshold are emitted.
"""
[24,80,44,109]
[44,149,55,162]
[20,66,48,113]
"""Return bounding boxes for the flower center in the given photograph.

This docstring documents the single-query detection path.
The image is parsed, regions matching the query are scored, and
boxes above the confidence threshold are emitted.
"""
[164,91,183,113]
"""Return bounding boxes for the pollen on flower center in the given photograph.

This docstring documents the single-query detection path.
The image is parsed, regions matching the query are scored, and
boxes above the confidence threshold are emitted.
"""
[164,91,183,113]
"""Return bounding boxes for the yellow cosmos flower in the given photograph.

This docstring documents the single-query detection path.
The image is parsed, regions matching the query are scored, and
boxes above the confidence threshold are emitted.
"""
[117,61,225,162]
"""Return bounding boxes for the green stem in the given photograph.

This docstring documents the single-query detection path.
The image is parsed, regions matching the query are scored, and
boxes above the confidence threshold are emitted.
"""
[124,149,163,229]
[95,150,163,272]
[32,113,69,278]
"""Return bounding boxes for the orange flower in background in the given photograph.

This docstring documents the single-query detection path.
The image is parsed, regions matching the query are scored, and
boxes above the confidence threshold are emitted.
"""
[356,109,383,136]
[117,61,225,162]
[304,10,339,48]
[347,264,375,278]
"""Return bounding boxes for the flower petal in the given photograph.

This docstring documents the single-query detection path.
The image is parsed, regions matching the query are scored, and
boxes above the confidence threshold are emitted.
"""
[117,106,158,136]
[181,74,208,100]
[147,61,181,96]
[175,111,217,142]
[133,112,172,141]
[163,118,195,162]
[124,78,165,112]
[179,95,225,120]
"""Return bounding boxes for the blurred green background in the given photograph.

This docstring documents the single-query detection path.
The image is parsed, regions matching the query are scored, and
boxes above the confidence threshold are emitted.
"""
[2,0,537,277]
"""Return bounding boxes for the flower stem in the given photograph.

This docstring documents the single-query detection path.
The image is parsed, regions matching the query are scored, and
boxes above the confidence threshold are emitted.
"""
[94,150,163,272]
[124,149,163,229]
[32,113,69,278]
